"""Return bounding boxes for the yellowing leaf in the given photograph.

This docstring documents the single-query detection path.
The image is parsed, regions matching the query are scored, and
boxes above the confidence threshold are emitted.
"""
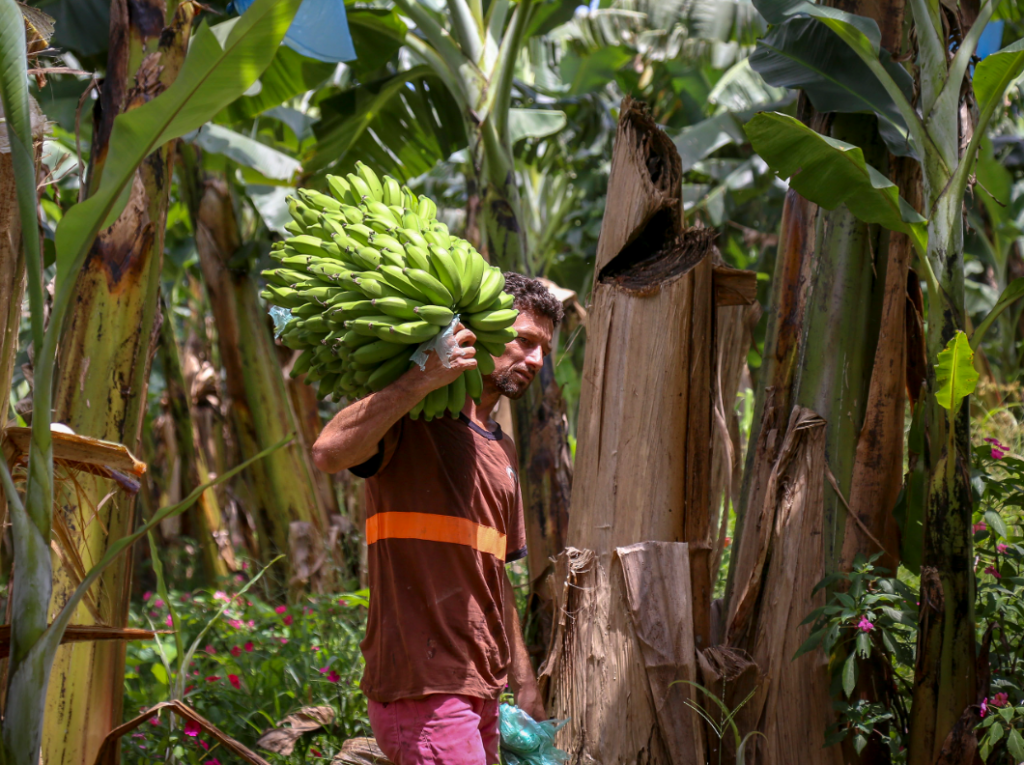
[934,331,979,413]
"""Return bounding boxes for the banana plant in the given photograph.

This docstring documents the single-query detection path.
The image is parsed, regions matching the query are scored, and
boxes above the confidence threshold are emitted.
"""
[0,0,299,761]
[359,0,574,272]
[742,0,1024,759]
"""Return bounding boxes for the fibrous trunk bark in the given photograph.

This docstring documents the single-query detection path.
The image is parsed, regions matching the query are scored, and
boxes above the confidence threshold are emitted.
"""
[187,169,332,590]
[158,303,234,580]
[43,5,193,763]
[545,99,754,763]
[728,408,844,765]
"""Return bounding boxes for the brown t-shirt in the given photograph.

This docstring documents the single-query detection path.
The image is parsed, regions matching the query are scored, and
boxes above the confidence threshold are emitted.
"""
[350,413,527,703]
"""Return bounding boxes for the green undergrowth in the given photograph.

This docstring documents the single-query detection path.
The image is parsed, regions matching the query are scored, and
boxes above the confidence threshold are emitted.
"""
[123,580,371,764]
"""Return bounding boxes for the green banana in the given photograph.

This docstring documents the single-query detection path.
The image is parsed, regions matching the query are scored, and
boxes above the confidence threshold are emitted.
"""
[353,339,409,365]
[379,265,429,302]
[381,320,438,344]
[290,349,315,378]
[350,247,382,270]
[447,372,466,418]
[404,267,453,307]
[476,339,507,358]
[403,243,432,273]
[383,176,403,207]
[472,327,518,344]
[417,195,437,220]
[409,397,425,420]
[474,347,496,375]
[343,330,377,348]
[412,305,455,326]
[346,173,373,202]
[327,174,354,203]
[467,308,519,331]
[355,161,384,201]
[347,314,402,336]
[373,296,422,320]
[425,384,448,420]
[463,268,505,312]
[425,247,461,302]
[368,352,412,391]
[465,367,483,402]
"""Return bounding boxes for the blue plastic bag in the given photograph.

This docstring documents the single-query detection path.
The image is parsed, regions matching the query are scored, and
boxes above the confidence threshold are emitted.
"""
[229,0,355,63]
[499,704,569,765]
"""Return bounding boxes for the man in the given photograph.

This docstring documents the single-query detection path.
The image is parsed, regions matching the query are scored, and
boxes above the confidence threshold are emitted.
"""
[312,273,562,765]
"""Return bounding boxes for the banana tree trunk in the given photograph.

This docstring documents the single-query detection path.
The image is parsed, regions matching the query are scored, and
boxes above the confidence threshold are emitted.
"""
[158,303,234,580]
[42,5,193,763]
[906,176,977,765]
[187,168,332,589]
[723,187,816,622]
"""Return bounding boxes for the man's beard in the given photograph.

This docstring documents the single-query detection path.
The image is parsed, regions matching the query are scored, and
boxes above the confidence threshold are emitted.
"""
[491,365,532,399]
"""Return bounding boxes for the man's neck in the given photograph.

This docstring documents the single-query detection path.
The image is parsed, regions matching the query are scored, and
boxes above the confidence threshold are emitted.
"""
[461,384,501,431]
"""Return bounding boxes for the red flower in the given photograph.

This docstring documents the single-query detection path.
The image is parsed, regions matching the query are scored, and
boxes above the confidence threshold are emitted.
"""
[283,615,293,626]
[311,748,323,757]
[204,759,222,765]
[328,670,341,683]
[992,692,1009,707]
[230,646,242,657]
[184,720,201,737]
[228,674,241,690]
[275,605,287,615]
[204,644,216,655]
[984,565,1001,579]
[244,641,254,652]
[205,676,220,683]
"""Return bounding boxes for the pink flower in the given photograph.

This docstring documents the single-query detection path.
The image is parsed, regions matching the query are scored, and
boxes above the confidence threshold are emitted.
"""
[857,617,874,632]
[149,716,161,726]
[328,670,340,683]
[228,619,243,630]
[230,646,242,658]
[204,760,222,765]
[985,565,1001,579]
[234,574,245,584]
[181,593,191,602]
[980,698,989,718]
[214,591,229,602]
[228,674,241,690]
[132,733,145,739]
[204,645,216,655]
[143,591,153,602]
[973,522,987,533]
[275,605,287,615]
[283,615,293,626]
[205,676,220,683]
[200,740,210,750]
[247,620,255,629]
[165,614,173,627]
[242,561,249,570]
[338,598,348,607]
[992,692,1009,707]
[244,641,254,652]
[993,446,1007,459]
[279,638,289,645]
[153,599,165,609]
[305,607,314,615]
[997,543,1009,553]
[312,645,320,653]
[184,720,201,737]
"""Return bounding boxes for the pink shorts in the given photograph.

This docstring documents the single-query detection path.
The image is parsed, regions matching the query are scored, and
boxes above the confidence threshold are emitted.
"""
[368,694,500,765]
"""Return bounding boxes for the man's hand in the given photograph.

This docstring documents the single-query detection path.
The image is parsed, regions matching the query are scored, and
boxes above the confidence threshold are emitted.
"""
[515,682,547,722]
[400,323,477,398]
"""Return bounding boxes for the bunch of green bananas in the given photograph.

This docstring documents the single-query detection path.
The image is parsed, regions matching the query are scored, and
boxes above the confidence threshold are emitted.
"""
[260,161,518,421]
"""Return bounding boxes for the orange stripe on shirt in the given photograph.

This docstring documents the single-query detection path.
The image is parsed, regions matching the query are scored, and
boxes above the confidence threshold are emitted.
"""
[366,512,507,561]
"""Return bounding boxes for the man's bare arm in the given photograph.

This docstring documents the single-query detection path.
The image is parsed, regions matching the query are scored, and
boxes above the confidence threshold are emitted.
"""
[503,570,545,721]
[311,326,477,473]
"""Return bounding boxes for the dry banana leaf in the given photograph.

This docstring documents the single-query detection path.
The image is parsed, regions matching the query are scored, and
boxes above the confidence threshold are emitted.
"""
[92,699,270,765]
[257,706,336,756]
[0,624,158,659]
[333,737,394,764]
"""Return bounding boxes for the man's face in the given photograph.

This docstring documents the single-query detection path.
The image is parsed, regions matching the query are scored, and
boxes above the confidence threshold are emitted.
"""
[486,308,554,400]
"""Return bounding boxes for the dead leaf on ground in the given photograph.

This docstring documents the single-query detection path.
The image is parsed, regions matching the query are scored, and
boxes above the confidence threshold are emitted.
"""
[332,737,394,765]
[257,706,336,756]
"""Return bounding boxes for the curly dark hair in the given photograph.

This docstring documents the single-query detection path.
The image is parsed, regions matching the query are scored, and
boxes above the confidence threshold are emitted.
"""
[502,272,564,328]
